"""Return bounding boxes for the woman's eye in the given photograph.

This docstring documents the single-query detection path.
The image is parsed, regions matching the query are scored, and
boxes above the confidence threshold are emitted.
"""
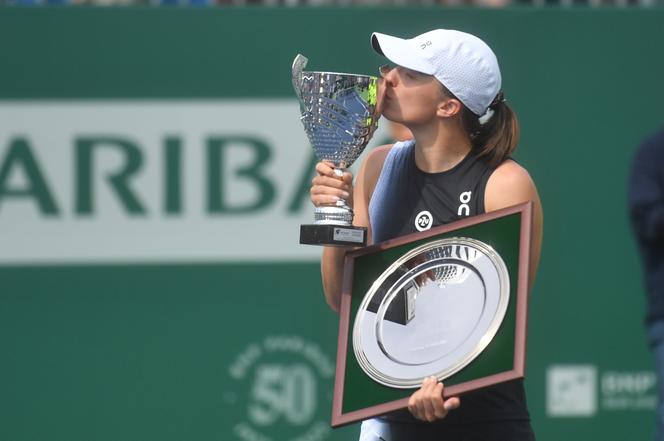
[403,69,420,79]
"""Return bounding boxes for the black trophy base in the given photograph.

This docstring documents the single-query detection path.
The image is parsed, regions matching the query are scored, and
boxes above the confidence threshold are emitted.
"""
[300,224,367,247]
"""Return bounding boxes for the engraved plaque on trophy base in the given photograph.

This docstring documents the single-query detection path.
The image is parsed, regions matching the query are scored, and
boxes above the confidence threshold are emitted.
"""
[300,224,367,247]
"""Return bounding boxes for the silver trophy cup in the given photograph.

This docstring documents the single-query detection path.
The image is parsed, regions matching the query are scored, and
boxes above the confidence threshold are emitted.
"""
[292,54,381,246]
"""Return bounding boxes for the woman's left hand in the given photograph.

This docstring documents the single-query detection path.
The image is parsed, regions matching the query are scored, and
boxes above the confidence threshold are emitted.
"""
[407,376,461,422]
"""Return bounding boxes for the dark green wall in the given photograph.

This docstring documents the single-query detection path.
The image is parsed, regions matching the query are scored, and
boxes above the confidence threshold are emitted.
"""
[1,8,663,441]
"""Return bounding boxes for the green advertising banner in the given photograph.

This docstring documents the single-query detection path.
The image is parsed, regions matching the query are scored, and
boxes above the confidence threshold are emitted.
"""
[1,8,664,441]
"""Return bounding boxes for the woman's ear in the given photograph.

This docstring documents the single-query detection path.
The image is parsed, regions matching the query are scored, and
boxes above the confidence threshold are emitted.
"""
[436,97,463,119]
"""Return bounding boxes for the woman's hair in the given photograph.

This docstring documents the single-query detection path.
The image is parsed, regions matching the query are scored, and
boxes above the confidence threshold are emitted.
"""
[442,85,520,167]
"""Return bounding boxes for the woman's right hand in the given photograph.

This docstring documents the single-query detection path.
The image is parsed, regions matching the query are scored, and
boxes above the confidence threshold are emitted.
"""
[310,161,354,209]
[408,377,460,422]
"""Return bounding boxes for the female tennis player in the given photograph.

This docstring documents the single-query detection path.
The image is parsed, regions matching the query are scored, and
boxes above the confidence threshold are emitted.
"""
[311,29,543,441]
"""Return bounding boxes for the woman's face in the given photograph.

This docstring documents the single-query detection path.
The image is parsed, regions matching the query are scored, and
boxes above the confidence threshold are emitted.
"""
[379,65,448,126]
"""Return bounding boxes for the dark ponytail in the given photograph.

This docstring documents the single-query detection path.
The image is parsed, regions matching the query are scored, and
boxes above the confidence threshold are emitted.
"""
[460,93,520,167]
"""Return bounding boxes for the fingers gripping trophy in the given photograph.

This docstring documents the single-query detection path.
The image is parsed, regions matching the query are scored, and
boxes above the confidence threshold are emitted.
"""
[292,54,382,247]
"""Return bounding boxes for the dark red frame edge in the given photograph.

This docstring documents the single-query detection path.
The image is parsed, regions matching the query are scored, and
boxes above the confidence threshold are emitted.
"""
[331,201,534,427]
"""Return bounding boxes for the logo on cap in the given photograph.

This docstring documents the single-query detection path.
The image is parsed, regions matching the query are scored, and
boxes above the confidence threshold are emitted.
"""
[420,41,432,50]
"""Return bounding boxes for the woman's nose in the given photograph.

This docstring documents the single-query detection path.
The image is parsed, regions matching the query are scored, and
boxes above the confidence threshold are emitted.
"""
[379,65,398,87]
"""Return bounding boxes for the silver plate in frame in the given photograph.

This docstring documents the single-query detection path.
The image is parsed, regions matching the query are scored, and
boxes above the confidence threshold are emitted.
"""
[352,237,510,389]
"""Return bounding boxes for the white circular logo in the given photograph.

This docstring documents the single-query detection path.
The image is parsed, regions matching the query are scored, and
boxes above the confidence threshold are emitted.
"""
[226,335,334,441]
[414,210,433,232]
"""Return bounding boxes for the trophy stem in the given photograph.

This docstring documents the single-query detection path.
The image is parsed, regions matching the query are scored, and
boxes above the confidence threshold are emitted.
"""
[314,206,353,226]
[333,165,349,207]
[300,164,366,246]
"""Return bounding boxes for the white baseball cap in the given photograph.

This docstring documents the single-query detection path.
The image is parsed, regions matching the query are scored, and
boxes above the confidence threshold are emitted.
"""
[371,29,502,116]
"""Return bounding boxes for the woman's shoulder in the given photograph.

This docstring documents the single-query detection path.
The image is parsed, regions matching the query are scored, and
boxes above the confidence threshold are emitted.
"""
[364,143,393,168]
[357,144,393,196]
[361,140,413,173]
[357,140,415,191]
[490,158,532,180]
[484,159,538,211]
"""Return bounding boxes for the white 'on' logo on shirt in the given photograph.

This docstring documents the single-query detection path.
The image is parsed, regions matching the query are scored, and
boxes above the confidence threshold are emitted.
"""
[457,191,472,217]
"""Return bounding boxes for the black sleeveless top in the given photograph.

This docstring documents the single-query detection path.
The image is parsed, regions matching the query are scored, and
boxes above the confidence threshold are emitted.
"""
[370,140,495,240]
[368,141,533,436]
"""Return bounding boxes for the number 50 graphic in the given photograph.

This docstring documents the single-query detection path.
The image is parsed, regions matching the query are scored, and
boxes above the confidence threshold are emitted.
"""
[248,363,317,426]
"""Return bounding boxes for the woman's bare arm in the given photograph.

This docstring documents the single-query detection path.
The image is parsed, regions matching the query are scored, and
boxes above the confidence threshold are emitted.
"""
[316,145,392,312]
[484,159,544,287]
